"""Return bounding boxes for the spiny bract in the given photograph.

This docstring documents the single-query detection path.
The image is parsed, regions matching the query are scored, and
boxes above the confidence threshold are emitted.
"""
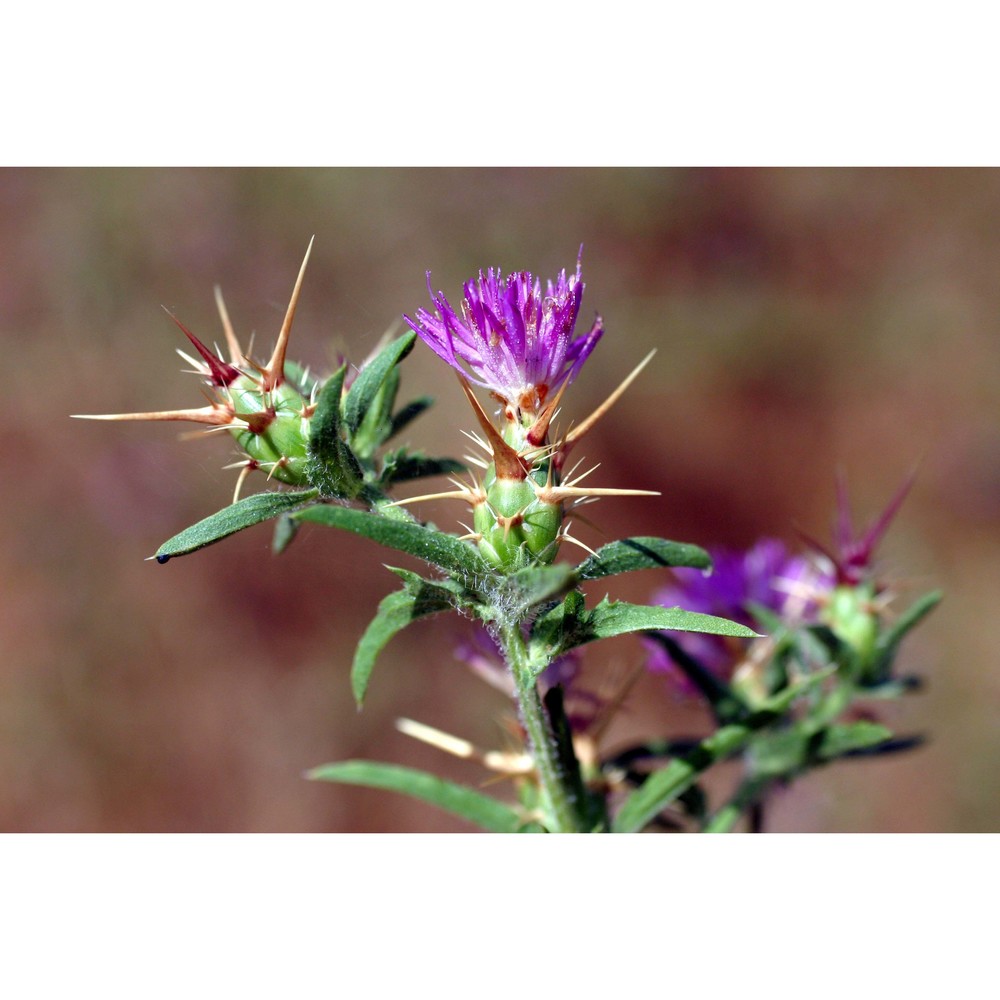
[74,240,323,501]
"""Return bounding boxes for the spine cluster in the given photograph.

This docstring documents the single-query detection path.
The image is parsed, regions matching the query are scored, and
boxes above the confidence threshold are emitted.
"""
[75,241,321,500]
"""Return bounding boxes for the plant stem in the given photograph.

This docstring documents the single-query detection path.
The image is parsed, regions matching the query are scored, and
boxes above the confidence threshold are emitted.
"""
[498,621,589,833]
[703,775,772,832]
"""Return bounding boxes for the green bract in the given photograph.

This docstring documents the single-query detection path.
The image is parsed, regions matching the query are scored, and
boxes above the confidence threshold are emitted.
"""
[824,582,879,667]
[229,376,312,487]
[474,473,563,570]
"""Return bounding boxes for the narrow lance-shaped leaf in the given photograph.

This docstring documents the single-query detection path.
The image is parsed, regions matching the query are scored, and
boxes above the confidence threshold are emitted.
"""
[307,760,525,833]
[271,513,299,555]
[305,366,365,498]
[378,449,466,487]
[575,537,712,581]
[585,600,759,642]
[352,569,473,706]
[530,598,759,677]
[873,589,942,662]
[388,396,434,441]
[154,489,320,561]
[352,366,401,458]
[343,331,416,435]
[613,723,755,834]
[814,720,897,762]
[293,504,490,583]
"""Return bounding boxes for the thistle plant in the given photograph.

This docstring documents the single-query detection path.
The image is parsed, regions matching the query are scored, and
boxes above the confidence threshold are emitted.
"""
[76,244,938,832]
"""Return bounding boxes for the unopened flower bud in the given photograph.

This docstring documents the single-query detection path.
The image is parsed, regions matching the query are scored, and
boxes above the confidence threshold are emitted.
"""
[474,468,564,570]
[227,377,313,487]
[823,582,879,667]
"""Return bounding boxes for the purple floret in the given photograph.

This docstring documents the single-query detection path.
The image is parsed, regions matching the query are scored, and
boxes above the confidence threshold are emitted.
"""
[647,539,832,683]
[403,250,603,415]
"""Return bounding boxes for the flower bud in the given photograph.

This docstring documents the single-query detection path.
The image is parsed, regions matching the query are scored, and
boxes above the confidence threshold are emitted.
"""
[227,377,313,487]
[823,582,879,668]
[474,467,564,570]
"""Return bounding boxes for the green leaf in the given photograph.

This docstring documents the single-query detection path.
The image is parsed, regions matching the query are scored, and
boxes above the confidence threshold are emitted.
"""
[154,489,320,561]
[873,589,942,666]
[306,366,365,498]
[307,760,524,832]
[379,449,465,486]
[352,367,401,459]
[389,565,475,601]
[293,504,490,583]
[587,601,760,641]
[575,537,712,580]
[746,727,811,777]
[343,332,416,435]
[543,686,608,831]
[859,676,924,699]
[388,396,434,441]
[814,721,896,761]
[612,724,753,833]
[529,597,758,681]
[271,513,299,555]
[529,590,585,658]
[353,570,473,706]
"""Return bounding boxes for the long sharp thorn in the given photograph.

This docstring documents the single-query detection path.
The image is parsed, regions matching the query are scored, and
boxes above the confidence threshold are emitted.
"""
[395,718,532,776]
[264,236,314,391]
[162,308,243,387]
[231,463,254,503]
[214,285,244,366]
[72,405,232,426]
[564,462,600,488]
[558,531,600,558]
[563,349,656,453]
[561,454,588,483]
[384,489,480,508]
[457,376,527,481]
[526,376,571,446]
[860,468,917,557]
[396,718,476,760]
[543,486,660,501]
[460,429,491,456]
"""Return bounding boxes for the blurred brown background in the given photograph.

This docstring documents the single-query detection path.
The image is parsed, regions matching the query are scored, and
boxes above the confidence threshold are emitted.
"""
[1,168,997,832]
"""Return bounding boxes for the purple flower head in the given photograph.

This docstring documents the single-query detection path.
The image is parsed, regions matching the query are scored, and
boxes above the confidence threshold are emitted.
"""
[403,249,603,417]
[646,539,833,684]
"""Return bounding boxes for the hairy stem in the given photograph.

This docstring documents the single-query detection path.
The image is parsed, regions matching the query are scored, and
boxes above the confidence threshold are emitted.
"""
[498,622,590,833]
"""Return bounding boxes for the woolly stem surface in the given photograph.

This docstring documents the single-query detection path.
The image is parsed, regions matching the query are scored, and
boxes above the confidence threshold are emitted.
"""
[497,621,591,833]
